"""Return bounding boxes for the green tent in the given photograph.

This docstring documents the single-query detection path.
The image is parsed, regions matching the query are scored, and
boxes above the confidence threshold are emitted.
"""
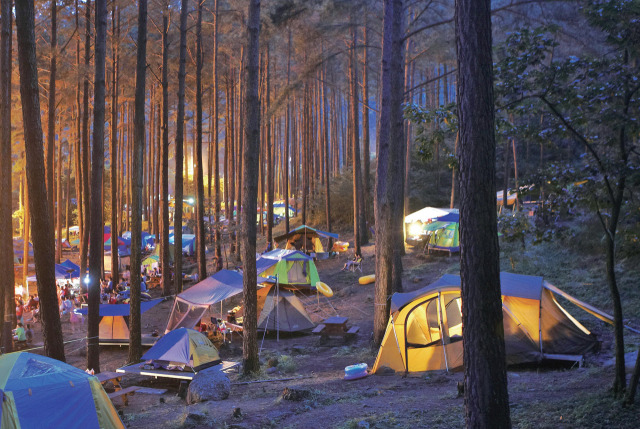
[257,249,320,289]
[150,243,175,264]
[425,213,459,255]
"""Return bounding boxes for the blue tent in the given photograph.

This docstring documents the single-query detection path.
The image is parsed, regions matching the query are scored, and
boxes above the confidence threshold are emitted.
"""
[0,353,124,428]
[142,328,221,371]
[60,259,80,278]
[169,233,196,255]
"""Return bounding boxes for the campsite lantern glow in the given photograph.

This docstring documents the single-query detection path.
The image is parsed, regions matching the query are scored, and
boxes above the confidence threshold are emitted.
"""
[84,274,90,285]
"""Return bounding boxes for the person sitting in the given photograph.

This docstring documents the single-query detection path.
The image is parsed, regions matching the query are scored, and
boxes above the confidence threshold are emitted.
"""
[140,276,148,293]
[13,322,26,342]
[341,253,363,271]
[108,293,118,305]
[25,324,34,343]
[199,323,208,334]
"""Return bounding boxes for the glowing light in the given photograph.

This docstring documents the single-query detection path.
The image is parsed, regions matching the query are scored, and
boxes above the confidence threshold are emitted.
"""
[408,222,423,237]
[84,275,90,285]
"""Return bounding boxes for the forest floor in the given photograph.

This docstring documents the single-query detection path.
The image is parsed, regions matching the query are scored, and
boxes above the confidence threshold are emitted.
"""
[26,226,640,429]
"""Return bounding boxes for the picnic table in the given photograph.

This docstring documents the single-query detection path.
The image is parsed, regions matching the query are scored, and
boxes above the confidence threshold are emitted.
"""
[312,316,360,339]
[96,371,123,391]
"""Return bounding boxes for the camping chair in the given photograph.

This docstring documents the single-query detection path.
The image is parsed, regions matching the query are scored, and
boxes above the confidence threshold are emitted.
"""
[348,256,363,273]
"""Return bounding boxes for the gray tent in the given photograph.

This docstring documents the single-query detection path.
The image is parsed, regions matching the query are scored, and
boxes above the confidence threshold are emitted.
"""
[255,284,315,332]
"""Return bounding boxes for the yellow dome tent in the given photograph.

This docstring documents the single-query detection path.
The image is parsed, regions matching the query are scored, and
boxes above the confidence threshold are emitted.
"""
[373,272,610,374]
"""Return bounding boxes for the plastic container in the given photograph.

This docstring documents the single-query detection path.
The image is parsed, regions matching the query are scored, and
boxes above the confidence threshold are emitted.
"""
[344,363,368,380]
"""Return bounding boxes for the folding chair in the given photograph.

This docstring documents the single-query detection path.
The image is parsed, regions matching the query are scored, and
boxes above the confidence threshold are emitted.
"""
[349,256,363,273]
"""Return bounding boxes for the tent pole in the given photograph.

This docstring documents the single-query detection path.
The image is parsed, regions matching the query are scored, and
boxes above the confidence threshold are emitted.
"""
[276,275,280,342]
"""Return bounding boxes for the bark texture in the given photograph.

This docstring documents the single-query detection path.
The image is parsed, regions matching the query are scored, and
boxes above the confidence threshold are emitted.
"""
[88,0,107,373]
[15,0,65,361]
[0,0,12,345]
[241,0,261,375]
[374,0,405,345]
[174,0,188,295]
[455,0,511,426]
[129,0,148,364]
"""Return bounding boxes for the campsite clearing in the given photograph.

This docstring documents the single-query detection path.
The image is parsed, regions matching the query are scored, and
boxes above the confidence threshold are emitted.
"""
[21,230,640,428]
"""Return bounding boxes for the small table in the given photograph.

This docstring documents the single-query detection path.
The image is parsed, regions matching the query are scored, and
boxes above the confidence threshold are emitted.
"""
[96,371,123,391]
[321,316,348,336]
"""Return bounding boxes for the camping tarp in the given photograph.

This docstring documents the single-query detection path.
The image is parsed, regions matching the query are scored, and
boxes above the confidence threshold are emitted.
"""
[166,270,245,332]
[59,259,81,278]
[169,233,196,255]
[374,272,601,374]
[0,352,123,429]
[142,328,221,371]
[404,207,451,224]
[177,270,244,306]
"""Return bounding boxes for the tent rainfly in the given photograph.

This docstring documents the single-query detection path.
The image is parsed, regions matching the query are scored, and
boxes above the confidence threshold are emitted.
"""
[373,272,609,374]
[255,284,315,332]
[140,328,221,372]
[425,212,460,255]
[273,225,338,254]
[257,249,320,289]
[0,352,124,428]
[165,269,245,332]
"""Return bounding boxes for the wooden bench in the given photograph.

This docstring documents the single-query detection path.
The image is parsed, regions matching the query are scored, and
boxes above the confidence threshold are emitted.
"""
[344,326,360,340]
[312,324,326,334]
[108,386,141,406]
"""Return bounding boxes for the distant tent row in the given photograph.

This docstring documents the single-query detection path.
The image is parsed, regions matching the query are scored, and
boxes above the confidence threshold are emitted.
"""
[373,272,608,374]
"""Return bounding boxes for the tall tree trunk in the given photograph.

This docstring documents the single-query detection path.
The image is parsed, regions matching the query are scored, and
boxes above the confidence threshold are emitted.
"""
[74,0,83,255]
[88,0,107,373]
[456,0,511,426]
[80,0,91,280]
[349,15,366,254]
[65,142,72,242]
[161,0,171,295]
[129,0,147,364]
[212,0,221,270]
[265,43,274,247]
[174,0,188,294]
[0,0,12,346]
[21,173,28,319]
[110,3,120,286]
[15,0,65,361]
[284,29,291,233]
[195,0,206,281]
[56,119,62,263]
[450,132,459,208]
[374,0,405,345]
[46,0,57,224]
[361,17,371,209]
[241,0,261,375]
[322,64,332,248]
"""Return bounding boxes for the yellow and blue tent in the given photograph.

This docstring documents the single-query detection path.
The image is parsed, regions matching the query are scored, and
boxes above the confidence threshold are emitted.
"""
[0,352,123,429]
